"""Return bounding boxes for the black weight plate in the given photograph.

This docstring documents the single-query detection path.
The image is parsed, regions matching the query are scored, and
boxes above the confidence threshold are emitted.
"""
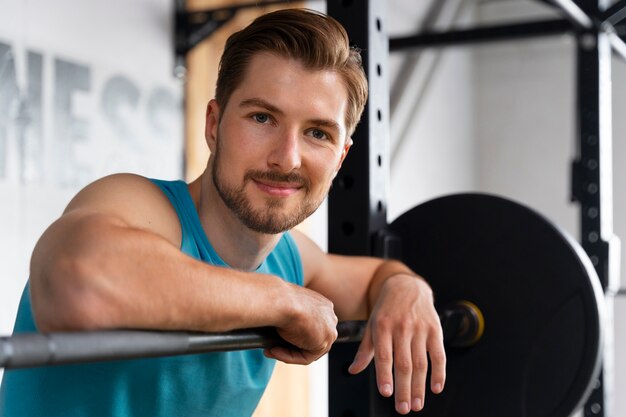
[387,193,605,417]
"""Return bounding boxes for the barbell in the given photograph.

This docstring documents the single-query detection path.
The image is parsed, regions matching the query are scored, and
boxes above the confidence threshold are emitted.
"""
[0,301,483,369]
[0,193,606,417]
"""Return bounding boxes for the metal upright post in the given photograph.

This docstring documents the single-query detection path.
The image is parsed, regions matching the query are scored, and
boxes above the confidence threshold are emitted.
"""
[326,0,391,416]
[571,1,618,416]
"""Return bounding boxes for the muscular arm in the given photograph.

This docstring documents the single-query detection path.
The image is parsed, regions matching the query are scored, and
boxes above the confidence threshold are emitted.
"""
[29,175,318,341]
[292,229,446,415]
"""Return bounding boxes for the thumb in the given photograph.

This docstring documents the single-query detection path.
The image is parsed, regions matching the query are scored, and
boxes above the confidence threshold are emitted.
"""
[348,324,375,374]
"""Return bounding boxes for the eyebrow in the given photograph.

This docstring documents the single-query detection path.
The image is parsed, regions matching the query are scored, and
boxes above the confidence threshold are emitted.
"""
[308,118,341,133]
[239,97,342,134]
[239,98,283,115]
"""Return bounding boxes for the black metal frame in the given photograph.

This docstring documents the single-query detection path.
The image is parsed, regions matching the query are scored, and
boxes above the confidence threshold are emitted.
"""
[390,18,574,50]
[326,1,392,416]
[571,3,617,416]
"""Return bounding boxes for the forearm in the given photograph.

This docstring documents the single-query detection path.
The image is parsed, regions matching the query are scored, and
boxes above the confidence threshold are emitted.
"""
[30,213,291,333]
[366,260,430,315]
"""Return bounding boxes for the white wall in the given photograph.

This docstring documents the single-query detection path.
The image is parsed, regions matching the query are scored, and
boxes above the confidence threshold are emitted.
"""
[388,1,477,220]
[388,45,476,220]
[0,0,183,380]
[474,0,578,256]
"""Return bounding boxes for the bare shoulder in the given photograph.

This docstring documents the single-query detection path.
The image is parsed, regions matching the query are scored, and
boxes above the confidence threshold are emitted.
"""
[64,173,182,244]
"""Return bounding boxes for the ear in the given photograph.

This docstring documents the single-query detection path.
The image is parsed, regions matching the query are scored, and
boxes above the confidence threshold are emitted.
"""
[334,137,353,175]
[205,99,220,153]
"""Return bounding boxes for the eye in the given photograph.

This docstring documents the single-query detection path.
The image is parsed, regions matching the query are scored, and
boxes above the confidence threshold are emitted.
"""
[307,128,329,141]
[252,113,271,124]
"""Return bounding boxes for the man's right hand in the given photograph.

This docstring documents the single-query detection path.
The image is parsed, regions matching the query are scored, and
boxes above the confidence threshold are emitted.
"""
[264,285,338,365]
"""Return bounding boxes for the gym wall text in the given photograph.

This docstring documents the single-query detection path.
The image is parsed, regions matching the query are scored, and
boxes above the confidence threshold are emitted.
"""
[0,40,184,187]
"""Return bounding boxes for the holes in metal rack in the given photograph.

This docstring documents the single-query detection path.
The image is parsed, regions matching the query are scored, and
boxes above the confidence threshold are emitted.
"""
[339,175,354,190]
[341,222,355,236]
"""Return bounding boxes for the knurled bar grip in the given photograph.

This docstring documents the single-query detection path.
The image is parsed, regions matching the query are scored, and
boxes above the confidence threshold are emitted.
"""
[0,321,367,370]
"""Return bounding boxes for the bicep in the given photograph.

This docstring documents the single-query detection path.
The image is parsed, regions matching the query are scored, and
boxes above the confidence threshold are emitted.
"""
[292,230,384,321]
[29,175,183,329]
[31,174,181,285]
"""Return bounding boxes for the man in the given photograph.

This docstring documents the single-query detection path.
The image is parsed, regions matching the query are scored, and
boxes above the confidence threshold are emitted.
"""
[0,8,445,417]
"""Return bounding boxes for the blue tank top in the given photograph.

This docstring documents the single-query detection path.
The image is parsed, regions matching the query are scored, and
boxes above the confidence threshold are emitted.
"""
[0,179,304,417]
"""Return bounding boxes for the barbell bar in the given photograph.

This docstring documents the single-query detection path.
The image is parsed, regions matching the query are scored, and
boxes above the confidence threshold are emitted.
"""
[0,301,484,370]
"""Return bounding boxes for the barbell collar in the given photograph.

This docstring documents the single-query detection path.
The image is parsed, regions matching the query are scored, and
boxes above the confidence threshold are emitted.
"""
[441,300,485,348]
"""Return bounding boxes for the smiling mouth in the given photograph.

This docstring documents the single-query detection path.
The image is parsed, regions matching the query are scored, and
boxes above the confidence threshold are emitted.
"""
[245,169,308,195]
[253,179,303,197]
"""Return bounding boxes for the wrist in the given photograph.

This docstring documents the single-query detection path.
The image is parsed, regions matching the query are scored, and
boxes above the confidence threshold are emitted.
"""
[272,278,305,328]
[368,271,431,314]
[384,272,431,293]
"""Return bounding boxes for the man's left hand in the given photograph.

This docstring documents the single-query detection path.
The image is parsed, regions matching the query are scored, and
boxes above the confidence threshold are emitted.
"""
[347,274,446,415]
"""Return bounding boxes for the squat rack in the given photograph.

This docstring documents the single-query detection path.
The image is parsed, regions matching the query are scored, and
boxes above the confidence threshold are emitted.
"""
[174,0,625,415]
[324,1,624,416]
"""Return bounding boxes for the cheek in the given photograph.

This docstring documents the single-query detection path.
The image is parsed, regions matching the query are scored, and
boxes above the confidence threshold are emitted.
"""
[308,150,343,185]
[218,124,267,163]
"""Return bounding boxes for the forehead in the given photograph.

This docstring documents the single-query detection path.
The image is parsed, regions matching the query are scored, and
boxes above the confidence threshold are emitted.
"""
[229,53,349,130]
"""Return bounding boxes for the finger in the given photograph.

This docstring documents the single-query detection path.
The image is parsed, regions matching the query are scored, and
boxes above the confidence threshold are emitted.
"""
[348,324,374,375]
[373,322,394,398]
[428,330,447,394]
[410,336,428,412]
[263,349,275,359]
[393,332,413,415]
[267,347,318,365]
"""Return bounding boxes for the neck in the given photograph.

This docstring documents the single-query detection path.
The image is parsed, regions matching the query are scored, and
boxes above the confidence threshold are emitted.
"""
[188,167,282,271]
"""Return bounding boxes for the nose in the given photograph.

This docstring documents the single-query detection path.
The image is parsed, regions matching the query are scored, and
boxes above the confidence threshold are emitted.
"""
[268,128,302,172]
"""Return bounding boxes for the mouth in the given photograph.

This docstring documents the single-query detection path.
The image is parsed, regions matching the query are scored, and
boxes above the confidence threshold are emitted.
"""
[252,179,303,197]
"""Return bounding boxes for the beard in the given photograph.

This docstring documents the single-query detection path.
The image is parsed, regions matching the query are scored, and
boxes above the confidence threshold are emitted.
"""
[212,146,326,235]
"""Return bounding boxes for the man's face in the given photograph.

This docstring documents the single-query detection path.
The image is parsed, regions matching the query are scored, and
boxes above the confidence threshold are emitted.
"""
[206,53,352,234]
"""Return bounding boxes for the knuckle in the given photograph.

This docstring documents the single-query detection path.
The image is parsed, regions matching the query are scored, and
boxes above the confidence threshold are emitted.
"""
[376,351,393,364]
[413,356,428,372]
[397,320,412,335]
[430,322,445,339]
[395,358,412,374]
[429,349,446,364]
[374,315,392,331]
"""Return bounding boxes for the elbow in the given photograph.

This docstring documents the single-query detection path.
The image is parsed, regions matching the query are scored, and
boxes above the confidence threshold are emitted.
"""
[30,254,107,332]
